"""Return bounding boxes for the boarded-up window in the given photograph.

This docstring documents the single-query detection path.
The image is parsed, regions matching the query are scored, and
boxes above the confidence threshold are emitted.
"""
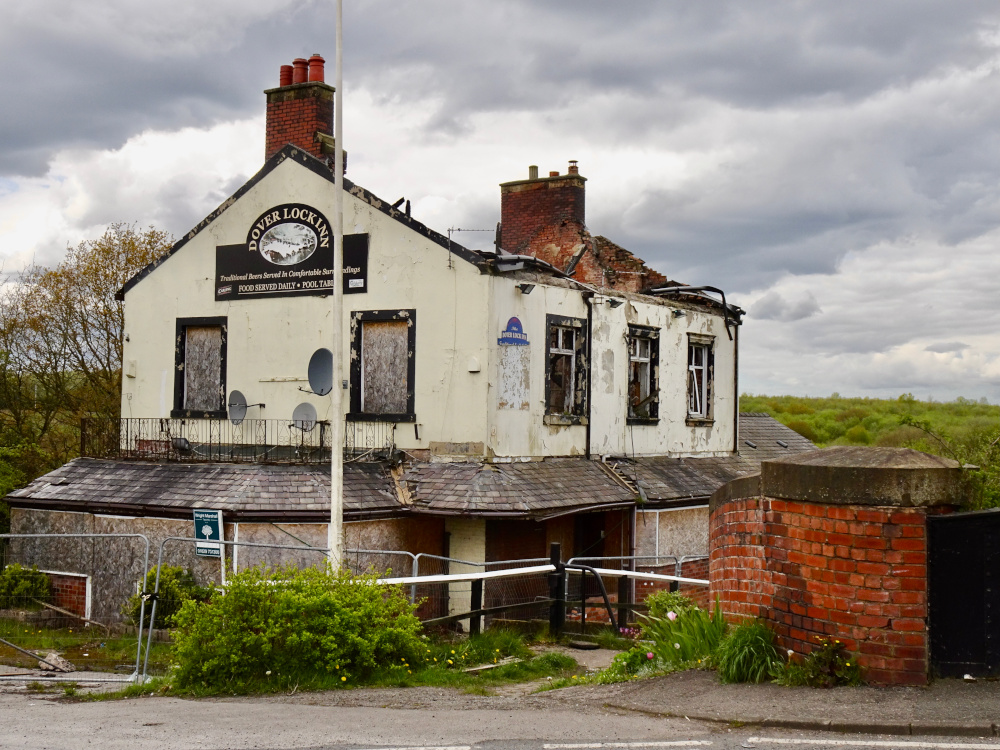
[184,326,223,411]
[361,320,408,414]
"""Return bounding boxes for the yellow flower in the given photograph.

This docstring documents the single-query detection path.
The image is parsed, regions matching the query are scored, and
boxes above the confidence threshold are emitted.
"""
[846,662,851,667]
[433,657,437,662]
[401,658,405,662]
[451,650,455,654]
[447,660,453,665]
[572,675,577,679]
[341,676,346,682]
[408,670,411,674]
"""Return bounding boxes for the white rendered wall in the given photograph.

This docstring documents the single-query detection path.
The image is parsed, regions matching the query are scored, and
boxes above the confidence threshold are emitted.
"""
[121,158,491,453]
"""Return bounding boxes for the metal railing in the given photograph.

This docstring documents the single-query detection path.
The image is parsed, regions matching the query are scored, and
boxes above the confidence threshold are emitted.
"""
[80,417,395,464]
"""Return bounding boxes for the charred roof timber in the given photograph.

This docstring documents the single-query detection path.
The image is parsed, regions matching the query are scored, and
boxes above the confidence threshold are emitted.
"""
[648,285,745,339]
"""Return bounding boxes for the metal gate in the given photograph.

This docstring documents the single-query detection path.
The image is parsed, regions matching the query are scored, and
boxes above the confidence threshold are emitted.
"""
[928,508,1000,677]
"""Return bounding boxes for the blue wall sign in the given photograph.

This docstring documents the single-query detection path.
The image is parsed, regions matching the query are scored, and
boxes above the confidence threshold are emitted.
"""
[498,317,529,346]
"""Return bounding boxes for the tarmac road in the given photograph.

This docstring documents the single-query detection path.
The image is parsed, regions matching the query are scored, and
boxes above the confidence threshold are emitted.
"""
[3,690,1000,750]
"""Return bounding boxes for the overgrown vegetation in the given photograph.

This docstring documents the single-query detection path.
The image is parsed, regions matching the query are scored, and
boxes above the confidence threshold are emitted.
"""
[742,393,1000,508]
[126,565,212,629]
[714,620,783,684]
[0,563,51,608]
[0,224,171,486]
[170,565,424,693]
[594,594,726,683]
[777,636,862,688]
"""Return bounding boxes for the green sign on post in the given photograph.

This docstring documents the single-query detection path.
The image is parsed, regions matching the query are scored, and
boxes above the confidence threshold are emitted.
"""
[194,509,223,558]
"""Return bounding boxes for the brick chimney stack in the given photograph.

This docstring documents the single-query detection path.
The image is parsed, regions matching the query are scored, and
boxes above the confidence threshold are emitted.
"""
[264,54,334,162]
[499,162,587,262]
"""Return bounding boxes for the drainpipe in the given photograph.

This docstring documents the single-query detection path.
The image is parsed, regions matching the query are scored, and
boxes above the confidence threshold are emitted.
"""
[582,291,594,459]
[733,323,740,454]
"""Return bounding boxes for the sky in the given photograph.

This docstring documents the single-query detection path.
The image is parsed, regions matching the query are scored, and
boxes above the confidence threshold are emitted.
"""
[2,0,1000,402]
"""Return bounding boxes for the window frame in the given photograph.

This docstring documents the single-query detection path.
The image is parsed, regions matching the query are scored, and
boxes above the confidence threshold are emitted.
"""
[627,324,659,424]
[348,309,417,423]
[544,314,588,424]
[686,333,715,424]
[171,317,228,419]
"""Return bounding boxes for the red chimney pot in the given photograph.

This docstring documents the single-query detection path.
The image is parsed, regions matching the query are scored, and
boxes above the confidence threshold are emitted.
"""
[549,171,560,177]
[292,58,308,84]
[279,65,293,87]
[308,54,325,82]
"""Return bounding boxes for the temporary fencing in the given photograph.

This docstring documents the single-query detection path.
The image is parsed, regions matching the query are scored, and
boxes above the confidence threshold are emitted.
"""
[0,533,151,683]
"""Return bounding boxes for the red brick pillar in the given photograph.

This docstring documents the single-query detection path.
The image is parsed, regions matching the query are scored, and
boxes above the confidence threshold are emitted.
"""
[709,447,963,686]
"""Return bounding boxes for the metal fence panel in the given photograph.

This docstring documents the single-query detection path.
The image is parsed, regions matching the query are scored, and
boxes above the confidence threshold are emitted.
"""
[0,534,150,683]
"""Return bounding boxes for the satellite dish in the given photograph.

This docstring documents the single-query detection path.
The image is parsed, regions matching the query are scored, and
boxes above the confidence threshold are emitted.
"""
[308,348,333,396]
[292,402,318,432]
[228,390,248,425]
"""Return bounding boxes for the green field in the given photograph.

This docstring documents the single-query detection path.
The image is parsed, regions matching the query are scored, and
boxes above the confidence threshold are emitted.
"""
[740,393,1000,508]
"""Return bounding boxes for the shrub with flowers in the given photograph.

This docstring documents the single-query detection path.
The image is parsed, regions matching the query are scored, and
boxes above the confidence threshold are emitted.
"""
[642,598,727,667]
[778,635,862,688]
[595,598,726,683]
[170,565,423,693]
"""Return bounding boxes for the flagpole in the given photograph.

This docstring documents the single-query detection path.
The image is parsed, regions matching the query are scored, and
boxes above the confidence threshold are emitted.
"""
[329,0,344,566]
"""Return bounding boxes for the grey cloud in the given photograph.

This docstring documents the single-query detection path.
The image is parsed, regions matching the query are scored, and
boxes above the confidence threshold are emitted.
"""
[925,342,971,353]
[750,291,821,322]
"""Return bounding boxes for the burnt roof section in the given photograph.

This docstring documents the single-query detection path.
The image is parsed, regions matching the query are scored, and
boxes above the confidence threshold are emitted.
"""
[6,458,400,522]
[117,144,487,300]
[7,415,814,520]
[629,413,817,505]
[402,458,636,519]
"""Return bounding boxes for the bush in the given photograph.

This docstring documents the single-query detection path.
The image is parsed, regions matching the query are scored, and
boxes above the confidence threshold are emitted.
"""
[715,620,783,684]
[0,564,51,609]
[778,636,862,688]
[170,565,424,693]
[645,590,696,620]
[126,566,211,629]
[641,598,727,667]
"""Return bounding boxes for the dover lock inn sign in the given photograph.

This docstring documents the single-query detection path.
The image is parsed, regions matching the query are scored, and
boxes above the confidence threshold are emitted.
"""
[215,203,368,301]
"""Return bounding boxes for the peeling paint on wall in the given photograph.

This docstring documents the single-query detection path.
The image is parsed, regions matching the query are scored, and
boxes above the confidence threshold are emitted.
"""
[498,345,530,410]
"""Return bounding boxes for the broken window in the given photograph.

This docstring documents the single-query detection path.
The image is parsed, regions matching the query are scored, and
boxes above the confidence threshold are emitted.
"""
[545,315,587,418]
[172,318,227,417]
[628,326,659,421]
[349,310,416,422]
[687,335,714,421]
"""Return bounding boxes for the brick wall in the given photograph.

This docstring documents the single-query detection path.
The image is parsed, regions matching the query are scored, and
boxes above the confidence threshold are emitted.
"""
[710,494,938,685]
[265,83,334,162]
[45,572,88,620]
[709,447,963,686]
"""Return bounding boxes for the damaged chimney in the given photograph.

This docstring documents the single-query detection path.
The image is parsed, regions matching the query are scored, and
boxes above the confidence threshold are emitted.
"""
[264,54,334,162]
[499,161,587,263]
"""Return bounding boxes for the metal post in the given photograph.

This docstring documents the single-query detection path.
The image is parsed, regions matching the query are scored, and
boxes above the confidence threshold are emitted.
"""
[328,0,344,566]
[548,542,565,638]
[470,578,482,636]
[580,569,587,634]
[617,574,629,630]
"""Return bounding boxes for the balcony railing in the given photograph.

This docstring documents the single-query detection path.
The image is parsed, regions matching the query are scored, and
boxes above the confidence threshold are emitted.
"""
[80,418,396,464]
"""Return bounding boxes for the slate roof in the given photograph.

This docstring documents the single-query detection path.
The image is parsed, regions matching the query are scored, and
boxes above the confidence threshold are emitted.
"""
[402,458,636,519]
[6,458,399,521]
[7,415,814,520]
[629,413,817,505]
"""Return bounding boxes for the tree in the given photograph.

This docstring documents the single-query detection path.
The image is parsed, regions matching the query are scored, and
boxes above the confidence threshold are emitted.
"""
[0,223,171,468]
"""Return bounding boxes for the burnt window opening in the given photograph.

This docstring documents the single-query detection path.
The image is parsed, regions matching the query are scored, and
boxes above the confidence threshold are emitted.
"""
[687,334,714,422]
[545,314,587,419]
[349,309,416,423]
[172,317,227,418]
[628,325,659,423]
